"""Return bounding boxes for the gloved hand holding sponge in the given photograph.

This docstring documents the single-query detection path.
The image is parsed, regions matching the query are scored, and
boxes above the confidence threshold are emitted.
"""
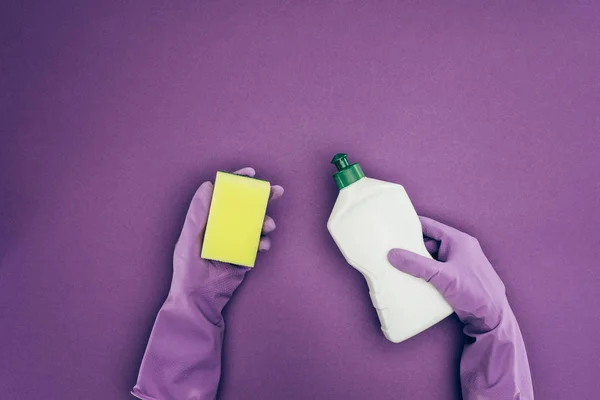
[133,155,534,400]
[132,167,283,400]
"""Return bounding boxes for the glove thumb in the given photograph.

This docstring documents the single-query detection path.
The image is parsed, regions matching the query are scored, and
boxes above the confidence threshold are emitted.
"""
[387,248,441,282]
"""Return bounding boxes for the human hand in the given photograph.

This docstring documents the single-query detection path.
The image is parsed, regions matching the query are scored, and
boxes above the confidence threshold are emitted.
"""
[132,167,283,400]
[170,167,284,323]
[388,216,534,399]
[388,216,508,334]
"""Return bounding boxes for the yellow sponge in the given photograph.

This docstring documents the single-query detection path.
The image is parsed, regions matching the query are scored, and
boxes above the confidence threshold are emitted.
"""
[201,171,270,267]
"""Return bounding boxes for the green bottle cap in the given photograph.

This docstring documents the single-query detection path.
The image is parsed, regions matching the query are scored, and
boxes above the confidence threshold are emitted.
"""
[331,153,365,189]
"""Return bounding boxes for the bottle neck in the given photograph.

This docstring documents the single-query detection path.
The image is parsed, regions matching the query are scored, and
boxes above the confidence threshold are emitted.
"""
[334,163,365,190]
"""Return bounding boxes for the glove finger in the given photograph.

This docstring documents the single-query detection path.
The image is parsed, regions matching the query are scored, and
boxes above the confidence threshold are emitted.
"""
[262,215,276,234]
[258,237,272,251]
[419,216,462,260]
[388,248,441,283]
[175,181,214,258]
[424,237,440,256]
[419,216,456,241]
[233,168,283,202]
[420,216,468,238]
[269,185,284,202]
[233,167,256,177]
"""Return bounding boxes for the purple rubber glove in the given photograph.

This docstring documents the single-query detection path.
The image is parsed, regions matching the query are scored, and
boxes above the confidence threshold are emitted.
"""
[132,167,283,400]
[388,216,534,400]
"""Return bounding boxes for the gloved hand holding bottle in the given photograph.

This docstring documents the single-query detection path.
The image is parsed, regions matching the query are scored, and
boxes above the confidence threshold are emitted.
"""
[132,167,283,400]
[388,216,534,400]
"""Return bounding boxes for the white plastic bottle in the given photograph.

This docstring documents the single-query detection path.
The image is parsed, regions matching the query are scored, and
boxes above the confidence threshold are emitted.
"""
[327,153,453,343]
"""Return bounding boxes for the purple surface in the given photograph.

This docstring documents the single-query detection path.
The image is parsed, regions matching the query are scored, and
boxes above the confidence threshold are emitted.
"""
[1,1,599,399]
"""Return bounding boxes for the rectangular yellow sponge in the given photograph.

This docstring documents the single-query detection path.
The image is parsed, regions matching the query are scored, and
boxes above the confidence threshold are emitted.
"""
[201,171,270,267]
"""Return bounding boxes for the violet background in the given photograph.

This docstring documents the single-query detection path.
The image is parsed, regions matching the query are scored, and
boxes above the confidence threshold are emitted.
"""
[1,1,599,399]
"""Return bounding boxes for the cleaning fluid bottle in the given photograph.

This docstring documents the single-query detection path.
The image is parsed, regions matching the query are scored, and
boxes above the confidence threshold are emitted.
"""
[327,153,453,343]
